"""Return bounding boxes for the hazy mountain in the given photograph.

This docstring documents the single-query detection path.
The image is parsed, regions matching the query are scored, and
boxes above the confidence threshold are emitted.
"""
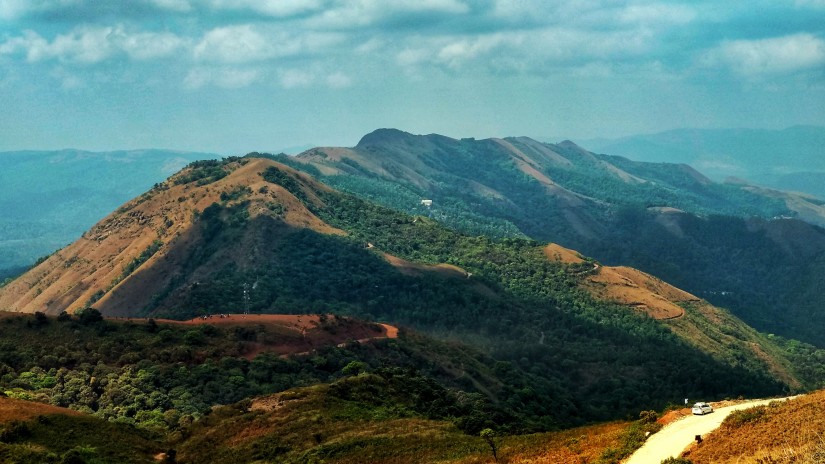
[0,149,217,280]
[275,129,825,346]
[580,126,825,198]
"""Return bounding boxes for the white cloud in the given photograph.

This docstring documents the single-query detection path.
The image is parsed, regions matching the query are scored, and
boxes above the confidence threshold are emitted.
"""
[617,3,696,26]
[0,0,30,20]
[436,34,509,68]
[396,25,657,74]
[394,0,468,14]
[308,0,468,28]
[50,66,84,89]
[120,31,187,60]
[795,0,825,8]
[706,33,825,77]
[194,24,343,64]
[184,66,261,89]
[149,0,192,12]
[33,26,116,63]
[0,26,185,64]
[194,25,275,63]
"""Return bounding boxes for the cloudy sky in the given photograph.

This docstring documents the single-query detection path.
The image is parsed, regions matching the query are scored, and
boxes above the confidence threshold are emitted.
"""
[1,0,824,154]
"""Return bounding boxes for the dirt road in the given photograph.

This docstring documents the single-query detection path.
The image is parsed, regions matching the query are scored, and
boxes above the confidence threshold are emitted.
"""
[624,397,796,464]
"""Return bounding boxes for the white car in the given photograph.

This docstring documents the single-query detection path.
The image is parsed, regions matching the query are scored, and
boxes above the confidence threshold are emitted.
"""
[692,402,713,415]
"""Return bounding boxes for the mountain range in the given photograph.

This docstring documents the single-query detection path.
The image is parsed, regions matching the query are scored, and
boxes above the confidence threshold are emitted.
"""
[281,129,825,346]
[581,126,825,198]
[2,130,825,462]
[1,155,817,425]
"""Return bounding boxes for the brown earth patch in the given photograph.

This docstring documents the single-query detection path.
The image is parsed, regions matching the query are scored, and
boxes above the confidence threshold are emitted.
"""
[0,396,82,423]
[115,314,399,360]
[0,158,343,316]
[544,243,585,264]
[382,253,469,279]
[582,266,696,320]
[542,243,696,319]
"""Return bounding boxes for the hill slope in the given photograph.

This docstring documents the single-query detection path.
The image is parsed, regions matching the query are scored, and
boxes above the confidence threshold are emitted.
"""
[278,130,825,346]
[683,391,825,463]
[0,149,215,280]
[1,156,819,427]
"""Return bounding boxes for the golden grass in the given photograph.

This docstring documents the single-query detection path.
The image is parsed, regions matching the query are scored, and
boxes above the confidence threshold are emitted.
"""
[177,382,632,464]
[684,391,825,463]
[0,396,81,423]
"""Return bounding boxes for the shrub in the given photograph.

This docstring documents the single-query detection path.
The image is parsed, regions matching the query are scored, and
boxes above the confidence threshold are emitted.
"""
[725,405,768,427]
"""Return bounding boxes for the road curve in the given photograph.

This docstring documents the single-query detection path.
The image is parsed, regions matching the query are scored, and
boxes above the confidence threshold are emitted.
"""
[624,397,797,464]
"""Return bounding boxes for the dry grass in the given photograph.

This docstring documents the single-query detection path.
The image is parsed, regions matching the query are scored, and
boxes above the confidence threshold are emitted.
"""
[684,391,825,463]
[497,422,628,464]
[177,382,633,464]
[0,396,81,423]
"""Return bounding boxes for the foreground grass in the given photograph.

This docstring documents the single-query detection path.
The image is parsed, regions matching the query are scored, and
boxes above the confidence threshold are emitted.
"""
[684,390,825,463]
[0,397,160,463]
[174,377,635,464]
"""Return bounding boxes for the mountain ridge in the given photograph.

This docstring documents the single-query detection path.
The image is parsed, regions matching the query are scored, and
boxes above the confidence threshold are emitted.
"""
[0,155,813,409]
[282,130,825,346]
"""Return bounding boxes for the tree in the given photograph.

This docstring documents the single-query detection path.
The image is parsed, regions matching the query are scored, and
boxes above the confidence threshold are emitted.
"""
[480,428,498,463]
[77,307,103,325]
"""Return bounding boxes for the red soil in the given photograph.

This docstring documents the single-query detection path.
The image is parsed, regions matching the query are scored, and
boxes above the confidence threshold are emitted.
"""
[111,314,399,360]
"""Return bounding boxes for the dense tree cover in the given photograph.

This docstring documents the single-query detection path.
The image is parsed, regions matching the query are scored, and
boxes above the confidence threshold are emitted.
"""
[172,158,242,186]
[142,166,804,428]
[272,136,825,347]
[581,209,825,346]
[0,312,536,435]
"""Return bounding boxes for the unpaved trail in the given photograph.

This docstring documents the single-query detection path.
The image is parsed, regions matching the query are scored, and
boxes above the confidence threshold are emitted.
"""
[624,396,797,464]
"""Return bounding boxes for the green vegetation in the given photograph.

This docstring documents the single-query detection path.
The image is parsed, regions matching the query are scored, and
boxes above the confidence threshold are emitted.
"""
[120,240,163,280]
[277,134,825,348]
[595,410,662,464]
[0,413,159,463]
[725,405,769,427]
[173,159,239,186]
[142,166,805,430]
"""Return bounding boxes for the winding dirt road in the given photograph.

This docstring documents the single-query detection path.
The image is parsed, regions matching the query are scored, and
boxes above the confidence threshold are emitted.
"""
[624,397,797,464]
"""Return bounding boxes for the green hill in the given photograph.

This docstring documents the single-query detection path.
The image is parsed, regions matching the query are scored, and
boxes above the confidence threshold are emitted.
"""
[274,130,825,346]
[2,157,822,432]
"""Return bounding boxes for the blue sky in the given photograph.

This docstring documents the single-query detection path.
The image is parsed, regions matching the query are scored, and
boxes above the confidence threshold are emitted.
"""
[1,0,824,154]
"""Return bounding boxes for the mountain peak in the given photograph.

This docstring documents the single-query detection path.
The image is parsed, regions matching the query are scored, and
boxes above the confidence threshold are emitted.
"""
[355,128,416,148]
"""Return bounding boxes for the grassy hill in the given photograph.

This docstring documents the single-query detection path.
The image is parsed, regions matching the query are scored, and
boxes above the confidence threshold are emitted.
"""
[269,130,825,347]
[681,390,825,463]
[2,157,824,432]
[0,395,160,463]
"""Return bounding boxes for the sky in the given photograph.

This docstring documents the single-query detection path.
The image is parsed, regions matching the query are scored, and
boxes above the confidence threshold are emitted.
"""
[0,0,824,154]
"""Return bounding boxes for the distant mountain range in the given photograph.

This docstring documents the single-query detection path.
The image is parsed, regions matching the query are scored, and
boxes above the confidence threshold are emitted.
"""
[0,149,216,279]
[579,125,825,198]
